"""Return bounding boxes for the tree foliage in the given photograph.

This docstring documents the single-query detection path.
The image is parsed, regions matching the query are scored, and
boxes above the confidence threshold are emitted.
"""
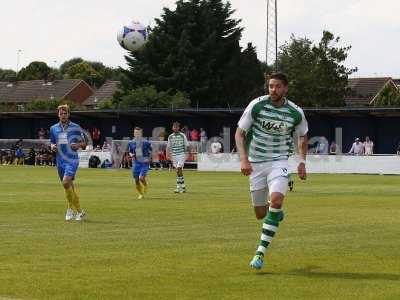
[64,62,103,87]
[59,58,84,75]
[25,98,80,111]
[0,69,17,81]
[118,0,264,108]
[373,83,400,107]
[17,61,51,81]
[277,31,357,107]
[115,85,189,109]
[60,58,124,87]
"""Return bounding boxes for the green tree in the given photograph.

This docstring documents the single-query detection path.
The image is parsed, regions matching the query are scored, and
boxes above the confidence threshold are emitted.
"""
[0,69,17,81]
[373,83,400,106]
[118,85,189,108]
[48,67,63,80]
[118,0,264,108]
[278,31,357,107]
[25,98,80,111]
[64,62,102,87]
[222,43,265,106]
[97,99,115,110]
[87,62,124,83]
[17,61,51,81]
[26,98,63,111]
[60,58,84,75]
[60,58,123,87]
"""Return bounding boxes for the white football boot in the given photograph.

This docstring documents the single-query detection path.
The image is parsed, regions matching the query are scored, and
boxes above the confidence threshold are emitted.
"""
[65,208,75,221]
[75,209,86,221]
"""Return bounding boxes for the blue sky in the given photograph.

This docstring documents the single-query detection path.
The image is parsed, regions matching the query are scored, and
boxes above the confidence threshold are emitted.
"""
[1,0,399,78]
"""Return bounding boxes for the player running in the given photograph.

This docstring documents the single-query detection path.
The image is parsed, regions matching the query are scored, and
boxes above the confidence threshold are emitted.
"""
[128,127,152,199]
[166,122,188,193]
[235,72,308,270]
[50,104,87,221]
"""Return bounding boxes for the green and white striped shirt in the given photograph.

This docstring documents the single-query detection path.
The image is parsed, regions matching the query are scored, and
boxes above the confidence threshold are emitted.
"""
[238,95,308,163]
[167,132,188,157]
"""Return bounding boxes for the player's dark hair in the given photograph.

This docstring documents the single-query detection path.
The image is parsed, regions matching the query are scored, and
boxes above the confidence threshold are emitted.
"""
[268,72,289,86]
[134,127,142,131]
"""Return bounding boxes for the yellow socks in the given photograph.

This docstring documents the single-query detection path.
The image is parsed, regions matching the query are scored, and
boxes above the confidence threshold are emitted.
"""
[64,187,74,209]
[141,181,148,194]
[136,182,143,195]
[72,186,81,212]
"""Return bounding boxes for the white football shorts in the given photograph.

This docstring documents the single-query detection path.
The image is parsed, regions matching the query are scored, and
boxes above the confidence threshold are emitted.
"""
[249,160,289,207]
[172,154,186,169]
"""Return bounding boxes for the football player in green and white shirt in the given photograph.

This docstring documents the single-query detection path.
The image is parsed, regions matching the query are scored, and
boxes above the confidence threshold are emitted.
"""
[166,122,189,193]
[235,72,308,270]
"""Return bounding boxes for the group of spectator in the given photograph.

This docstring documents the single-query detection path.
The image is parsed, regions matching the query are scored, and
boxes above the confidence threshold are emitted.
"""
[348,136,374,155]
[180,126,207,143]
[86,141,111,152]
[0,140,55,166]
[310,136,376,156]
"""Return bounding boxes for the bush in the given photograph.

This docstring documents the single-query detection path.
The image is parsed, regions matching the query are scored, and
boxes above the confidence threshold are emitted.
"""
[97,99,116,109]
[26,98,83,111]
[119,85,190,109]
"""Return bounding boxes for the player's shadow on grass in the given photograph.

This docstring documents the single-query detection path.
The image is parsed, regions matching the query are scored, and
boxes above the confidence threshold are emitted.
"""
[257,265,400,281]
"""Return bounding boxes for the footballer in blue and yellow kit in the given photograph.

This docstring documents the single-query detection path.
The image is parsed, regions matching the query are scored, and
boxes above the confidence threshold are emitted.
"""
[50,104,87,221]
[127,127,152,199]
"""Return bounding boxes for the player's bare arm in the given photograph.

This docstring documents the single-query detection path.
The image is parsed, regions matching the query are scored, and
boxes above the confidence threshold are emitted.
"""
[297,134,308,180]
[70,141,86,151]
[166,145,171,160]
[185,145,190,161]
[235,128,252,176]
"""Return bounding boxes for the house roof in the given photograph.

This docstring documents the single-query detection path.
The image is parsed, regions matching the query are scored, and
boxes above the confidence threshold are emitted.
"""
[82,80,120,106]
[345,77,393,106]
[0,79,85,104]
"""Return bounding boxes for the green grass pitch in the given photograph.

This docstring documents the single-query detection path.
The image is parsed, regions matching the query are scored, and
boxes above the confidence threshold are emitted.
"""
[0,166,399,300]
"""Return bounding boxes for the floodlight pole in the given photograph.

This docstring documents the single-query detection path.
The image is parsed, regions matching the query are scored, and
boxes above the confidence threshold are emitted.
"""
[266,0,278,72]
[16,49,22,75]
[275,0,278,72]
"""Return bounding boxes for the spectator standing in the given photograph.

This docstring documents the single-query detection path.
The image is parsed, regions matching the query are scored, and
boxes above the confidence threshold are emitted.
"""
[363,136,374,155]
[329,141,337,155]
[200,128,207,152]
[121,152,132,169]
[348,138,364,155]
[190,128,199,141]
[36,144,46,165]
[158,130,166,141]
[102,141,110,151]
[91,127,101,147]
[210,140,222,154]
[157,150,168,169]
[38,128,46,139]
[26,148,36,165]
[14,146,25,165]
[182,125,190,141]
[315,138,328,154]
[396,142,400,155]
